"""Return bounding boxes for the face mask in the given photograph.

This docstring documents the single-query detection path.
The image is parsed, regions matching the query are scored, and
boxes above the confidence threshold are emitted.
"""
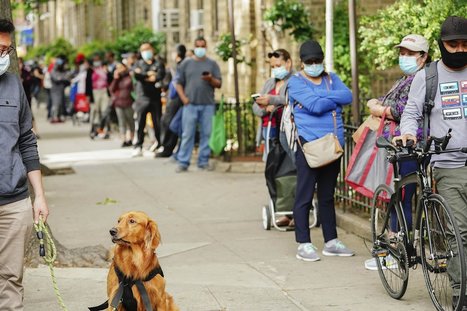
[303,63,324,77]
[79,64,86,71]
[141,51,153,61]
[93,61,102,67]
[272,66,289,80]
[194,47,206,58]
[0,55,10,76]
[399,56,420,75]
[438,39,467,69]
[55,58,65,66]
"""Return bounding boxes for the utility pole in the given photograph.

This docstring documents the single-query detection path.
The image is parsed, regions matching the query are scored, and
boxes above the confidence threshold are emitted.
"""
[325,0,334,72]
[348,0,360,124]
[228,0,243,155]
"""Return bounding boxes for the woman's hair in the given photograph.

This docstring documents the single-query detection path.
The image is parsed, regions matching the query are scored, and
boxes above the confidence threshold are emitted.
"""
[267,49,291,62]
[419,51,432,64]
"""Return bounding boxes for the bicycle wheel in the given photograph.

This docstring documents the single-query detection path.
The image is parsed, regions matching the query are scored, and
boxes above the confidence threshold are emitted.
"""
[371,184,409,299]
[419,194,466,311]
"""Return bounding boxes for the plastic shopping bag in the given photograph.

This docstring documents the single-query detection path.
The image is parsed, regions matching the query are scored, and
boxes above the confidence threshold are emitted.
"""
[208,96,226,156]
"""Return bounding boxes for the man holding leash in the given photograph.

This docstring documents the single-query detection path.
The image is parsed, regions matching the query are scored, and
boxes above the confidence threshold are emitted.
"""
[0,19,49,310]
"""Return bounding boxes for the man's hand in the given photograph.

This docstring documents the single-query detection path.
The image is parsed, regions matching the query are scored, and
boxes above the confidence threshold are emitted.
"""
[392,134,417,147]
[146,75,156,82]
[33,194,49,224]
[201,72,212,82]
[181,96,190,105]
[256,96,270,106]
[265,105,275,113]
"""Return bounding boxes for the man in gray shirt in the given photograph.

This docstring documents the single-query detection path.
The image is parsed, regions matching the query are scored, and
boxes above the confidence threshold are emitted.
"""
[398,16,467,306]
[0,19,49,310]
[175,37,222,172]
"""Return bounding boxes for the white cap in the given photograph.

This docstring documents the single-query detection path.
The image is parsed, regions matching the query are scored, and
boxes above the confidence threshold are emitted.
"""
[394,34,429,53]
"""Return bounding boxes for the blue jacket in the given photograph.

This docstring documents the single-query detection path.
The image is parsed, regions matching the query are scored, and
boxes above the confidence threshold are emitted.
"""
[288,72,352,146]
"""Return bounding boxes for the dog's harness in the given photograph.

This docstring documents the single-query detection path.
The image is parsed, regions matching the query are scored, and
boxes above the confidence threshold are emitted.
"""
[88,264,164,311]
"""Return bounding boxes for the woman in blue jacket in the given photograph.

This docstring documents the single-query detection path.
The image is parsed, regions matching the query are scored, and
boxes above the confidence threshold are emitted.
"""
[288,40,353,261]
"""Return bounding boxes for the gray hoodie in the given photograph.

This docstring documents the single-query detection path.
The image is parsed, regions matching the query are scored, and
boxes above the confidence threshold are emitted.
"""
[0,72,40,205]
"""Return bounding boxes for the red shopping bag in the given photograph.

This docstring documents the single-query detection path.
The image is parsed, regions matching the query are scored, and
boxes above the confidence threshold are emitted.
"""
[75,94,90,113]
[345,114,395,200]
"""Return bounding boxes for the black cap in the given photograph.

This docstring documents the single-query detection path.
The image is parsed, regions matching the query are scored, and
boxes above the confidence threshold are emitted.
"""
[440,16,467,41]
[299,40,324,62]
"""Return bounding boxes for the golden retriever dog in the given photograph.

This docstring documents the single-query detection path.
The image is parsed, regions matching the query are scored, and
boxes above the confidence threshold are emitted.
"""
[107,211,179,311]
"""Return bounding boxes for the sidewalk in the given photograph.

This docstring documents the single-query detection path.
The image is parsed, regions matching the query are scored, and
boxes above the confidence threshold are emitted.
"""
[23,105,433,310]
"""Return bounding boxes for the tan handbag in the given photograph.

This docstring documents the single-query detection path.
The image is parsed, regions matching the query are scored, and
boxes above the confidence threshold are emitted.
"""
[297,111,343,168]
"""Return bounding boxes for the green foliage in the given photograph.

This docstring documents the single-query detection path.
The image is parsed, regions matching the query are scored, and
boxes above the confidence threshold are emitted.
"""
[26,37,76,64]
[263,0,314,42]
[359,0,467,70]
[325,1,371,101]
[214,33,247,64]
[77,40,111,59]
[12,0,103,14]
[112,25,166,56]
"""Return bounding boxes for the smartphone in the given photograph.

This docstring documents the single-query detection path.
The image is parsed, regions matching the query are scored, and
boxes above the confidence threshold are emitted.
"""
[251,93,261,101]
[202,71,210,76]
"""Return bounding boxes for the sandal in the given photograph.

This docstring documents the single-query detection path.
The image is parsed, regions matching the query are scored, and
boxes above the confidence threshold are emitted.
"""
[275,216,290,227]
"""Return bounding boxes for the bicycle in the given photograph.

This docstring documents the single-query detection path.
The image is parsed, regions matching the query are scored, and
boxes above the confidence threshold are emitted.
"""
[370,130,467,311]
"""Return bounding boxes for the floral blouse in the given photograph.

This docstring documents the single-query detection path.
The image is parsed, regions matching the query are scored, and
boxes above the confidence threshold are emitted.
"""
[381,75,424,140]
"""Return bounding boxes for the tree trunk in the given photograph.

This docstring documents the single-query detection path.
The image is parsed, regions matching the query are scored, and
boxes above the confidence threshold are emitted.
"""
[249,0,257,95]
[0,0,18,74]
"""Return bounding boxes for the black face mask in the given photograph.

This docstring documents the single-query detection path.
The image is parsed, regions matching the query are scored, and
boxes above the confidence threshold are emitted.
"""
[438,39,467,69]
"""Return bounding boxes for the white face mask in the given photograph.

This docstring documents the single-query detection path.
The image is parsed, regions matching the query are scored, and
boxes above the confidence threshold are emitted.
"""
[0,55,10,76]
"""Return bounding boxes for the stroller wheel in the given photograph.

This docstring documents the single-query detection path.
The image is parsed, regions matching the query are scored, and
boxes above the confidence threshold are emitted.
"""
[262,205,271,230]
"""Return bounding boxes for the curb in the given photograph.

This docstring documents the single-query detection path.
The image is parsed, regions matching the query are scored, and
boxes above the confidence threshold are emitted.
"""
[335,208,371,242]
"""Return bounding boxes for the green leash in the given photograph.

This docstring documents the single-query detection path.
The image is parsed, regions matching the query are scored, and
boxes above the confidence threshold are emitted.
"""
[33,219,68,311]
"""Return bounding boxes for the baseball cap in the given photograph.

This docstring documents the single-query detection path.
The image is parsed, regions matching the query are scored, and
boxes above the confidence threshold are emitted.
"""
[440,16,467,41]
[299,40,324,62]
[394,34,429,53]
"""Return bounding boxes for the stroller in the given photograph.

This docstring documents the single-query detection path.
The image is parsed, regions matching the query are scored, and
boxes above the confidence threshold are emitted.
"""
[70,82,91,125]
[261,108,318,231]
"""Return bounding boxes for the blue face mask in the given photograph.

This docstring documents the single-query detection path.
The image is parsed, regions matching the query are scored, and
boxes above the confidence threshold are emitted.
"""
[194,47,206,58]
[399,56,419,75]
[0,55,10,76]
[303,63,324,77]
[141,50,153,61]
[272,66,289,80]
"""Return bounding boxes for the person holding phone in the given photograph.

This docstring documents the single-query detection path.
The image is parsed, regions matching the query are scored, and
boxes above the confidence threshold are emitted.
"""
[253,49,294,160]
[175,37,222,172]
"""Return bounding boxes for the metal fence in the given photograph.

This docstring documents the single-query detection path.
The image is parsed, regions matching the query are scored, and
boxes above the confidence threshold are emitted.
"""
[221,102,373,213]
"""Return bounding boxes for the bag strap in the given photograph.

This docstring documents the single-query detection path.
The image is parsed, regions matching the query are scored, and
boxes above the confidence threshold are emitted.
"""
[423,61,438,142]
[218,94,224,113]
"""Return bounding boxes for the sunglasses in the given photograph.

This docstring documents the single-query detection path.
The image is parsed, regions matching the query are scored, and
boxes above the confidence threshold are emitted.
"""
[267,51,284,58]
[304,58,323,65]
[0,46,15,58]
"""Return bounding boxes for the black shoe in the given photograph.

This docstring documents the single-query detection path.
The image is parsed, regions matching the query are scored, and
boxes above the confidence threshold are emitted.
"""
[121,141,133,148]
[155,151,172,158]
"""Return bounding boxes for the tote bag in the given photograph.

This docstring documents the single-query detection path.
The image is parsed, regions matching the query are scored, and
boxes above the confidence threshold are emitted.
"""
[208,96,226,156]
[345,114,395,199]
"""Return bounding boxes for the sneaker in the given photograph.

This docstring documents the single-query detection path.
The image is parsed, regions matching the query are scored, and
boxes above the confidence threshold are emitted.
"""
[364,255,398,271]
[296,243,320,262]
[148,142,160,153]
[175,165,188,173]
[322,240,355,257]
[197,163,215,171]
[131,147,143,158]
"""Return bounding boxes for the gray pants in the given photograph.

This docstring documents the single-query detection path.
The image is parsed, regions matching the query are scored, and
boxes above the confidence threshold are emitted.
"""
[115,107,135,136]
[0,198,33,311]
[434,166,467,297]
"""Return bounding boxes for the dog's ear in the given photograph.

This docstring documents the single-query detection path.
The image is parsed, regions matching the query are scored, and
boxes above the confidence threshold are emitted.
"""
[145,220,161,250]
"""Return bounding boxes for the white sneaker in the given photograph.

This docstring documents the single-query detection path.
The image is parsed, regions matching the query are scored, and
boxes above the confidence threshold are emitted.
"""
[296,243,320,262]
[364,255,398,271]
[131,147,143,158]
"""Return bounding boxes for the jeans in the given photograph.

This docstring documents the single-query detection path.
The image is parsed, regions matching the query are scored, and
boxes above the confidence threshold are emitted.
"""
[177,104,215,168]
[390,160,417,232]
[294,144,341,243]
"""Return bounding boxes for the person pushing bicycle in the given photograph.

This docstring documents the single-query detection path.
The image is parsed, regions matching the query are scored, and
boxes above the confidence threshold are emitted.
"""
[396,16,467,309]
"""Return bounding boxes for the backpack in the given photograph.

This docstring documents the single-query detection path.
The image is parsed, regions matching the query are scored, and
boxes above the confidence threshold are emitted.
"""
[423,61,438,141]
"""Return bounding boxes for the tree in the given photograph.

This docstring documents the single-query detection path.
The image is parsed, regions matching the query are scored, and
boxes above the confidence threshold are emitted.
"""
[0,0,18,73]
[359,0,467,70]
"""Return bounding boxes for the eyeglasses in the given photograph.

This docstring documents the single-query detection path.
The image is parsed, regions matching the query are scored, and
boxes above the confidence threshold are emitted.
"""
[0,46,15,58]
